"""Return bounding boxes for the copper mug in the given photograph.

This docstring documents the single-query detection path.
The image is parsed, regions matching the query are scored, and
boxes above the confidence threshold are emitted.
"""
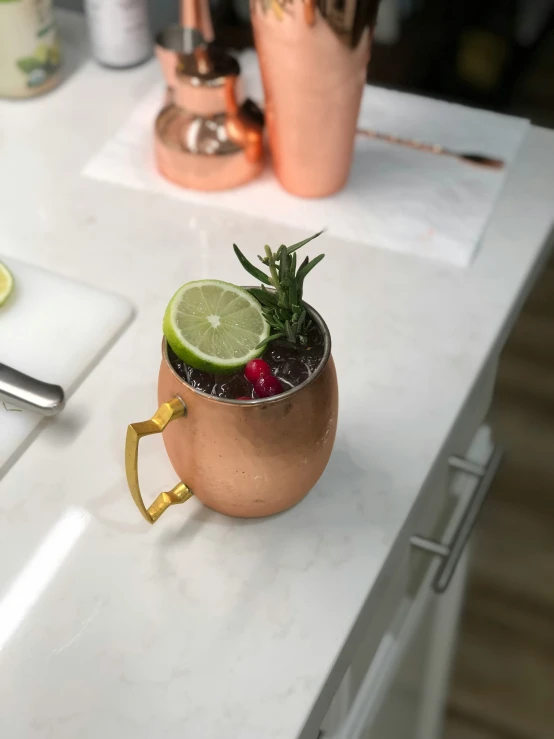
[125,305,338,522]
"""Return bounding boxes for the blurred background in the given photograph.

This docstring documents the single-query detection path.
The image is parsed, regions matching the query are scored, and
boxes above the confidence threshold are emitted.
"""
[55,1,554,737]
[57,0,554,127]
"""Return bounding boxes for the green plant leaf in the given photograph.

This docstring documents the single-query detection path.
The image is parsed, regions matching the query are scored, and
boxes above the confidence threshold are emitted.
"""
[256,332,284,350]
[296,255,309,289]
[233,244,271,285]
[37,22,55,37]
[285,320,295,343]
[249,287,278,307]
[286,230,325,255]
[264,244,279,286]
[16,57,41,74]
[235,231,324,347]
[297,253,325,284]
[268,313,285,330]
[278,249,289,284]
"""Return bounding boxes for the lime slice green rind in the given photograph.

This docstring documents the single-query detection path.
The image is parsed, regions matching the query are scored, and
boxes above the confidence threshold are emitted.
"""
[0,262,14,307]
[163,280,270,374]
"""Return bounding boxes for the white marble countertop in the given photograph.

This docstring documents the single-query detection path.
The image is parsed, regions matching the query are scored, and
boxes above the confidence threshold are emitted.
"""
[0,11,553,739]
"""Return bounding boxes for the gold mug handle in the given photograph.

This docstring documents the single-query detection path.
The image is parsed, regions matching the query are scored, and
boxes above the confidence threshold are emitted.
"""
[125,396,193,524]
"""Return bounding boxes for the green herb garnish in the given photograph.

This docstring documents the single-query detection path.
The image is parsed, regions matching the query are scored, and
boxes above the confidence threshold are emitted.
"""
[233,231,325,349]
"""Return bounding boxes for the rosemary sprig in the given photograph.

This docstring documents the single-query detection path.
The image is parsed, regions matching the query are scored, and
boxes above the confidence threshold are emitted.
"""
[233,231,324,349]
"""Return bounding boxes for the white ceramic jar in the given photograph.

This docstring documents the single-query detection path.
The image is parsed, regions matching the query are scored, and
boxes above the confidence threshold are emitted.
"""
[0,0,61,99]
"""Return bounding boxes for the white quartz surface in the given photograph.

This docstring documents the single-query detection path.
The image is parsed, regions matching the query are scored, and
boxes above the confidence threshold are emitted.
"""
[83,57,529,267]
[0,11,553,739]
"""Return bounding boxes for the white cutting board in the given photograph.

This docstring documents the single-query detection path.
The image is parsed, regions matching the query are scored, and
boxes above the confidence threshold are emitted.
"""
[0,257,134,474]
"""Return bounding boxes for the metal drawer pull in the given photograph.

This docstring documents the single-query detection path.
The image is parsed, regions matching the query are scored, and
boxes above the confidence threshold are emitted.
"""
[411,445,504,594]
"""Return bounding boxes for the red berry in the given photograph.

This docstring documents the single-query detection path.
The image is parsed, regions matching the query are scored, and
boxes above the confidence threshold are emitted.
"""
[244,358,272,384]
[237,396,252,401]
[254,374,284,398]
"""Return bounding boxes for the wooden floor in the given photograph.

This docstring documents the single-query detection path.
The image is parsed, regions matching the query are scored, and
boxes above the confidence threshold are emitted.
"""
[443,254,554,739]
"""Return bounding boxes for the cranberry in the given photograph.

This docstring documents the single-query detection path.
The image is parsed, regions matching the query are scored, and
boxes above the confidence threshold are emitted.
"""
[237,396,253,401]
[244,358,272,384]
[254,374,284,398]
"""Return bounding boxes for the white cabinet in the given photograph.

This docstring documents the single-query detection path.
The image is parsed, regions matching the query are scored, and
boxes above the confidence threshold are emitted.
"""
[364,548,469,739]
[321,425,500,739]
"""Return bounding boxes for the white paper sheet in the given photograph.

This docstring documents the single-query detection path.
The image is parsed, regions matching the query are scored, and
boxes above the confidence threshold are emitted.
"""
[84,50,529,267]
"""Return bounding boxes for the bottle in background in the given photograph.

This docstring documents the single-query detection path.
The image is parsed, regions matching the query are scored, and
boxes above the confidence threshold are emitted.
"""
[85,0,152,69]
[0,0,61,99]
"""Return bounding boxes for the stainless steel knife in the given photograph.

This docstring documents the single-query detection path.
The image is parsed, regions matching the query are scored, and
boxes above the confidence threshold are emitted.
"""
[0,363,65,416]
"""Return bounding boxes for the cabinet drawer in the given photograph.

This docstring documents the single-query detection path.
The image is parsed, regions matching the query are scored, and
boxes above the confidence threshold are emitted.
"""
[320,420,501,739]
[408,353,498,556]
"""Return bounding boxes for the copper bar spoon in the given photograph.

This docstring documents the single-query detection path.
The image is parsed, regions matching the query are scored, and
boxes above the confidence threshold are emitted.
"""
[356,127,505,170]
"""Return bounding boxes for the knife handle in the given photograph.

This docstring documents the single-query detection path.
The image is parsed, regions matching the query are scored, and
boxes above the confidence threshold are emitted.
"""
[0,363,65,416]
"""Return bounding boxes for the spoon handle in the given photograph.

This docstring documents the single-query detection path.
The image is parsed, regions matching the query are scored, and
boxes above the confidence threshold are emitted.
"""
[0,363,65,416]
[356,127,505,170]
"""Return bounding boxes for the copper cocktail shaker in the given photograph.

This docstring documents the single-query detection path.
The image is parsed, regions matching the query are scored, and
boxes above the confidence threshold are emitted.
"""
[252,0,381,197]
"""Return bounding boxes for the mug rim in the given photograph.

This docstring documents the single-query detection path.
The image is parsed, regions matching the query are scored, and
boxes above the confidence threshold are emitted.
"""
[162,299,332,406]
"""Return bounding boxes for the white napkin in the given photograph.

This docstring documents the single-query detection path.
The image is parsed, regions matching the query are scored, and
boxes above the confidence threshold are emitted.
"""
[83,50,529,266]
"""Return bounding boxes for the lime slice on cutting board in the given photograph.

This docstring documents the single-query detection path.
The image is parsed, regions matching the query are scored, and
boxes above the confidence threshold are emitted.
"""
[163,280,270,374]
[0,262,14,307]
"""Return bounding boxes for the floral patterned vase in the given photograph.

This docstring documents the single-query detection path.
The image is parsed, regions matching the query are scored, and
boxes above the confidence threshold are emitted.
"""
[0,0,61,98]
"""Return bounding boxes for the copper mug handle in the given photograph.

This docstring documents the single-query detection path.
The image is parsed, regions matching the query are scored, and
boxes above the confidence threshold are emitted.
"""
[125,396,193,524]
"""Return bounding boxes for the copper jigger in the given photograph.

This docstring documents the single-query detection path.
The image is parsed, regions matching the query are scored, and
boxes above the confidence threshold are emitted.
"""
[154,46,264,191]
[154,0,215,91]
[180,0,214,42]
[154,25,205,91]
